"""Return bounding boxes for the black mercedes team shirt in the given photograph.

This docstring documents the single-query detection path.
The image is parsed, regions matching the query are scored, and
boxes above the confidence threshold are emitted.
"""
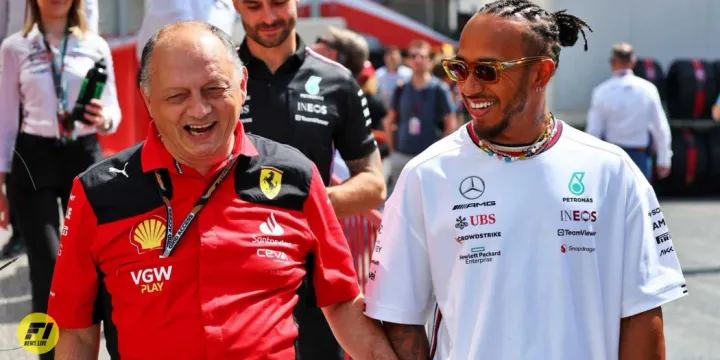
[238,35,378,185]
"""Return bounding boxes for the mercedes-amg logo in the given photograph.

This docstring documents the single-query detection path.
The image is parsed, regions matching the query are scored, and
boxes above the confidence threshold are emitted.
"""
[459,176,485,200]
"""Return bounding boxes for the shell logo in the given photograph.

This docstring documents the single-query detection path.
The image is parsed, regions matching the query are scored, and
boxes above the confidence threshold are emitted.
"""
[129,215,166,254]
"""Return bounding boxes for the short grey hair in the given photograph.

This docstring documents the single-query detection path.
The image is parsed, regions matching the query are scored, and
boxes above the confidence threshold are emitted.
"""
[138,21,244,95]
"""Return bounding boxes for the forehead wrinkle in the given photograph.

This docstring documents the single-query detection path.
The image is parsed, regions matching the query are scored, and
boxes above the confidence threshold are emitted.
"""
[151,32,234,91]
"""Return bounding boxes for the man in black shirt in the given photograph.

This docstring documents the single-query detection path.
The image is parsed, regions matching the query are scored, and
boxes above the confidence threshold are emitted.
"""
[234,1,386,359]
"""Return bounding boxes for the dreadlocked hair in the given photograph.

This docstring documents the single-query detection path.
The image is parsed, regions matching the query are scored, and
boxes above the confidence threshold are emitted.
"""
[478,0,593,69]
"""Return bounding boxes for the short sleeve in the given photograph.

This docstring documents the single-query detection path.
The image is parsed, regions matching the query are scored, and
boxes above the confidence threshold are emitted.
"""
[364,164,434,325]
[96,37,122,135]
[0,39,21,172]
[48,177,100,328]
[621,158,687,318]
[333,77,377,161]
[304,165,360,307]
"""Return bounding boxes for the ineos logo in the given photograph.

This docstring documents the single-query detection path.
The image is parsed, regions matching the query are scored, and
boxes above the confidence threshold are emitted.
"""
[298,102,328,115]
[459,176,485,200]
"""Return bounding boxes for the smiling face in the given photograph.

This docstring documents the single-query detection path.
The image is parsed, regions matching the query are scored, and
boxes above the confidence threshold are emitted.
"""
[142,26,248,166]
[235,0,297,48]
[457,13,554,141]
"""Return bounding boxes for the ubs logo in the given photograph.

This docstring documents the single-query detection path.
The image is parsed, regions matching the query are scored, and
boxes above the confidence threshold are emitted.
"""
[459,176,485,200]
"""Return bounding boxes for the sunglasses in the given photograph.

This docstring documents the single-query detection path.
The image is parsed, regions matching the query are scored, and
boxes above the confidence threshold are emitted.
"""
[441,56,553,83]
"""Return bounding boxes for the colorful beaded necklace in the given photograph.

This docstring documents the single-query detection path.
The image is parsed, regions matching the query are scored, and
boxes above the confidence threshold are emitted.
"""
[467,113,561,162]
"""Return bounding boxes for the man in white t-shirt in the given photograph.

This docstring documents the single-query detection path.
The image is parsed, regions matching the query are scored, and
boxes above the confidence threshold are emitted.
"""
[363,1,687,359]
[586,43,672,180]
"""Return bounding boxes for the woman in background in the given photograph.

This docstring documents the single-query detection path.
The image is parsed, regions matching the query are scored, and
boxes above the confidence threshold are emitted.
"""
[0,3,120,359]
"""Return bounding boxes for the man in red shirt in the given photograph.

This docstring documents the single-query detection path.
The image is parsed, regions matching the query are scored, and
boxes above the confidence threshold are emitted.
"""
[48,21,397,360]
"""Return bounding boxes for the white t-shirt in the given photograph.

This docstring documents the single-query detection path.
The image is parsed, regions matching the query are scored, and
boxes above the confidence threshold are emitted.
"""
[0,25,121,172]
[586,70,672,167]
[364,120,687,360]
[135,0,236,60]
[375,65,412,109]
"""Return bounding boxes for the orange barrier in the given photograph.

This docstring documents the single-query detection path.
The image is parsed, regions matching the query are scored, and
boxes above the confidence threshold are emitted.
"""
[98,40,152,157]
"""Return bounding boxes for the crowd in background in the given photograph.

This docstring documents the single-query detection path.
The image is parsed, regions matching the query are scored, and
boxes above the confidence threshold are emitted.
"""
[326,34,470,193]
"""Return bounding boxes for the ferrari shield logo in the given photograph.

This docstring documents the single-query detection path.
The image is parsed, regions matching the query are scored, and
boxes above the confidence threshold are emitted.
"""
[260,166,283,199]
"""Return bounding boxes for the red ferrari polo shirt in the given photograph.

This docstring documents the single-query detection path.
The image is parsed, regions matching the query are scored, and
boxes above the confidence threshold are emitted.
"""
[48,121,360,359]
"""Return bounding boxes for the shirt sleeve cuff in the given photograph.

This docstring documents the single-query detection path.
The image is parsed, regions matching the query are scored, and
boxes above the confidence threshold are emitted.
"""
[97,107,121,135]
[363,302,428,325]
[316,280,361,309]
[621,283,688,318]
[656,153,672,168]
[48,305,94,330]
[337,141,378,162]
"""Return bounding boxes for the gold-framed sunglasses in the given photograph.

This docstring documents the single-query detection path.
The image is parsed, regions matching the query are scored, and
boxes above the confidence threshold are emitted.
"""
[441,56,554,83]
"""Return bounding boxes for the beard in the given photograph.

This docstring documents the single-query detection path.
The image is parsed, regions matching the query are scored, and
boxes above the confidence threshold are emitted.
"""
[242,16,296,48]
[473,69,530,142]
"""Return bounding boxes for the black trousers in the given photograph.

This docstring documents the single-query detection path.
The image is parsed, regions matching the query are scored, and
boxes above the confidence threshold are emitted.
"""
[6,173,22,242]
[294,255,342,360]
[7,133,102,360]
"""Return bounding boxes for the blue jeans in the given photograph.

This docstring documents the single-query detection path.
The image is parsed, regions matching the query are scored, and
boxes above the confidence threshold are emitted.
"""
[623,147,652,180]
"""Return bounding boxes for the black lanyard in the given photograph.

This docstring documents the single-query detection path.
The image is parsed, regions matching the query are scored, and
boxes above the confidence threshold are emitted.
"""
[154,156,239,258]
[43,29,71,138]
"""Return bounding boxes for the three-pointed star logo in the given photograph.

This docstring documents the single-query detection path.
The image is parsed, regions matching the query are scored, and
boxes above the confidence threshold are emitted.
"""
[459,176,485,200]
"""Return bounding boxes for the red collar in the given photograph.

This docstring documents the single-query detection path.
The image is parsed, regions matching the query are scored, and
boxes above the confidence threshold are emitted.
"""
[141,121,258,174]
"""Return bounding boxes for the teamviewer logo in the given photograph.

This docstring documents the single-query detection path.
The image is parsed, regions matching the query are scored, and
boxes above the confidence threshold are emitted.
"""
[557,229,565,236]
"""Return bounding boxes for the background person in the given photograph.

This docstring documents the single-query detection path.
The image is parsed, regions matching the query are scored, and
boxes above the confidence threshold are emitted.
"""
[0,0,99,259]
[48,22,396,360]
[234,1,386,358]
[0,2,120,359]
[364,2,686,360]
[313,27,389,176]
[375,45,411,109]
[1,0,99,38]
[585,42,672,180]
[383,39,458,194]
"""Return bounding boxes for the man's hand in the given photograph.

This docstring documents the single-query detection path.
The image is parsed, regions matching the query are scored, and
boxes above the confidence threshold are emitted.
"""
[656,166,671,179]
[383,322,430,360]
[322,295,397,360]
[619,307,665,360]
[327,149,386,219]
